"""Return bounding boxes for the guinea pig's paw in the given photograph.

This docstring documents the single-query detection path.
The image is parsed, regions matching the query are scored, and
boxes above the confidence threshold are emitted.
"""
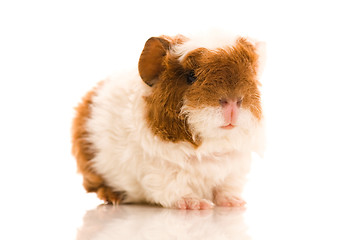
[175,197,215,210]
[214,195,246,207]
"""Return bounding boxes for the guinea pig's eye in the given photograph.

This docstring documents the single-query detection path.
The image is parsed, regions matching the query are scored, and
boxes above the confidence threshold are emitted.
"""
[186,71,197,84]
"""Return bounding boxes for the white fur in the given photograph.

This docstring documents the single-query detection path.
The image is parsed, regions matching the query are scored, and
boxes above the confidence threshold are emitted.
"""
[85,37,265,208]
[173,30,239,61]
[86,73,264,208]
[181,104,260,148]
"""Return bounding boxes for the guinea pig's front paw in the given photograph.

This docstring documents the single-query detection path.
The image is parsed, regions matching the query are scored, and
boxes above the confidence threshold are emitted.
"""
[214,195,246,207]
[175,197,215,210]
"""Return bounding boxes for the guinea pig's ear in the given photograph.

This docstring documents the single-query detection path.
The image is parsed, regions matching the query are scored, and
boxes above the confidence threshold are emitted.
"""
[252,40,266,79]
[138,37,170,87]
[244,38,267,80]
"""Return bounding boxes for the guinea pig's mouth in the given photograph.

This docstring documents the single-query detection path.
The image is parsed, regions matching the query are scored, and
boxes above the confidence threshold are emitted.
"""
[220,124,236,130]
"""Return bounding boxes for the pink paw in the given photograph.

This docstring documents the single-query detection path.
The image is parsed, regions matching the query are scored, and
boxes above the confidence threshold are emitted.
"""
[175,197,215,210]
[215,196,246,207]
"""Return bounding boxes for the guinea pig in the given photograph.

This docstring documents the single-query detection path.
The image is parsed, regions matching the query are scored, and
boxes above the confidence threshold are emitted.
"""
[72,32,265,210]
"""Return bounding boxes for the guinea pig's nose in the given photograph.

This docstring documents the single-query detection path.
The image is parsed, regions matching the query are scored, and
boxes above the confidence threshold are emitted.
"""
[219,98,242,108]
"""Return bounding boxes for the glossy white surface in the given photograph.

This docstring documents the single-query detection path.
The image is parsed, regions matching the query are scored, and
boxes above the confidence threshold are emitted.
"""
[77,205,249,240]
[1,0,360,239]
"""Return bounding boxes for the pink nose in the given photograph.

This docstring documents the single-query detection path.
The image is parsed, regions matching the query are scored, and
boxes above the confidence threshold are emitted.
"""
[219,98,242,126]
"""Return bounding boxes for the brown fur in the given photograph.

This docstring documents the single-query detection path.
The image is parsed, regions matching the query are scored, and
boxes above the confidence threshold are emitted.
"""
[138,36,262,147]
[139,37,200,146]
[71,83,126,204]
[183,38,262,119]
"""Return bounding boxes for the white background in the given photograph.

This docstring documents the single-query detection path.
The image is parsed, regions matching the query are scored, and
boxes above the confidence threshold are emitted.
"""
[0,0,360,239]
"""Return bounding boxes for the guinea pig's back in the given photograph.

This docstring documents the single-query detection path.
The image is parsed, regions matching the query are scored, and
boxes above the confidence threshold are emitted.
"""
[72,71,145,203]
[71,82,112,201]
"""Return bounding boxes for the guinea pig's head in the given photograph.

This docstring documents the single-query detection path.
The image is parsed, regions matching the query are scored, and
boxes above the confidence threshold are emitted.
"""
[138,34,264,147]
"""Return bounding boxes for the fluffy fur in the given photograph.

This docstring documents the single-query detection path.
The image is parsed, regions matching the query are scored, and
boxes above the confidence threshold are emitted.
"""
[72,32,265,209]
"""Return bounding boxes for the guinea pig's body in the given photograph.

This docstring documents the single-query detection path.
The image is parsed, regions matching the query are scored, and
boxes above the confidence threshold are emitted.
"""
[72,33,265,210]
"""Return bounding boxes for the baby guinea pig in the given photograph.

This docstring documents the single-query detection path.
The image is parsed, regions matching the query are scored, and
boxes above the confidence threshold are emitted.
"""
[72,33,265,210]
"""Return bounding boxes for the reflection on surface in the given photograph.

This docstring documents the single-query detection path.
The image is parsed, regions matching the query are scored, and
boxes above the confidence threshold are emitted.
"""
[77,204,250,240]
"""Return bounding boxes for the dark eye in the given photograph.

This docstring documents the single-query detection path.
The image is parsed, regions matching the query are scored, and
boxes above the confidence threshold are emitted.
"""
[187,71,197,84]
